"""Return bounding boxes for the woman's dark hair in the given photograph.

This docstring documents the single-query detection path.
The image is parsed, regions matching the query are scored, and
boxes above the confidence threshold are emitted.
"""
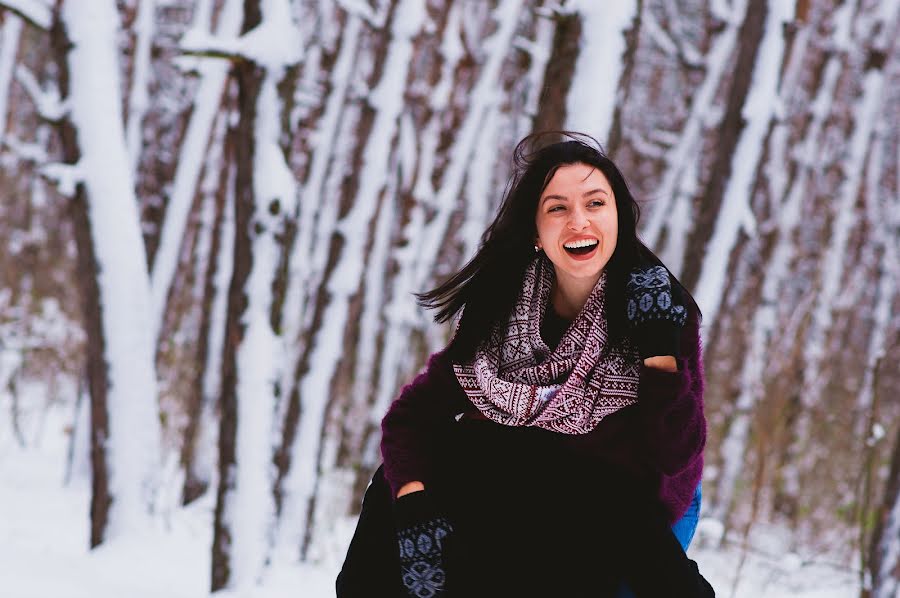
[416,131,701,361]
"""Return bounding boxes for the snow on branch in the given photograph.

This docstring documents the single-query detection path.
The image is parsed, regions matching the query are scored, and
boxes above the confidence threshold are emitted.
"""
[38,161,82,197]
[643,9,678,56]
[14,64,67,121]
[643,8,705,68]
[180,3,303,71]
[709,0,740,24]
[178,28,243,62]
[512,36,549,61]
[1,134,47,163]
[629,132,668,159]
[334,0,388,28]
[534,3,576,19]
[0,0,51,30]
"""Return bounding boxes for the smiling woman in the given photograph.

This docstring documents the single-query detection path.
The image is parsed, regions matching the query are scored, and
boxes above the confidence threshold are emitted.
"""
[337,132,713,598]
[535,162,620,320]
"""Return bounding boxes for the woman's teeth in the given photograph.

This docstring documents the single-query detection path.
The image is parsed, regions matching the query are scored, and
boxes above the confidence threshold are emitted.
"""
[563,240,598,255]
[564,239,598,249]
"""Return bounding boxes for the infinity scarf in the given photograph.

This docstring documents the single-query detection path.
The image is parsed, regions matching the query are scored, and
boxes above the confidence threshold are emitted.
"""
[452,255,642,434]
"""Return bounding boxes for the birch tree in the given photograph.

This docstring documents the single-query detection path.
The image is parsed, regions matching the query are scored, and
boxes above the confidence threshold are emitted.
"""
[51,0,161,546]
[0,0,897,592]
[187,0,303,589]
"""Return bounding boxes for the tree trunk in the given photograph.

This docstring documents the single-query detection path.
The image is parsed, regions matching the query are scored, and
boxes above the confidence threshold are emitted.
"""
[50,8,111,549]
[680,0,767,291]
[53,0,162,546]
[871,418,900,598]
[210,43,262,595]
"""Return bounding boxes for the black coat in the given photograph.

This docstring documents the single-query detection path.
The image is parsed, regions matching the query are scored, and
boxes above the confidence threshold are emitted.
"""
[336,419,713,598]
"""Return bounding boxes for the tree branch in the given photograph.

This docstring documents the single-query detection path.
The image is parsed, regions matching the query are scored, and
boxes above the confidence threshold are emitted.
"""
[0,0,52,30]
[15,64,67,121]
[1,134,47,163]
[179,47,246,63]
[38,161,82,197]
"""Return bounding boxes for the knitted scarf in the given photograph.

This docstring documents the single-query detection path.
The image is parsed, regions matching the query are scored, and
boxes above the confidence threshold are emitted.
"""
[453,255,642,434]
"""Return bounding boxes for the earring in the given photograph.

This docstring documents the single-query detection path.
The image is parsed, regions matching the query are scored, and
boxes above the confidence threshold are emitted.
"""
[534,244,540,252]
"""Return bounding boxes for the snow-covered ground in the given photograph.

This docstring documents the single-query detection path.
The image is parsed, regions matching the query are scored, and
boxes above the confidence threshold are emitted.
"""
[0,407,859,598]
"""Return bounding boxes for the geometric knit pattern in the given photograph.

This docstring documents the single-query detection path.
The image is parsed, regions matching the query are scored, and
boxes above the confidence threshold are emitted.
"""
[625,266,687,326]
[453,254,641,434]
[398,517,453,598]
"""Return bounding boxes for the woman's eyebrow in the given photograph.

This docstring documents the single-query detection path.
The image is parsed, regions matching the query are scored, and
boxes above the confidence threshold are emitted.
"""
[541,188,610,204]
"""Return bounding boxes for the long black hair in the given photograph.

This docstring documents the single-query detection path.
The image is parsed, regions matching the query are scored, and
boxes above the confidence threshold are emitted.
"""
[416,131,700,361]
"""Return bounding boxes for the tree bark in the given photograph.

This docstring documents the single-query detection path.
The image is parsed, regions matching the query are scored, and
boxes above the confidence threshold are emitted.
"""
[50,8,111,549]
[870,421,900,597]
[181,123,230,505]
[680,0,768,291]
[211,0,263,589]
[532,11,580,133]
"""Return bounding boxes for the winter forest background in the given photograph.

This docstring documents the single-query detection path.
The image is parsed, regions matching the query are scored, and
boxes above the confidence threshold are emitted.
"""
[0,0,897,596]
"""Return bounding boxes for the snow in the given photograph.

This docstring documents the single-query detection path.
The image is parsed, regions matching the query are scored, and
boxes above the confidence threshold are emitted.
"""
[3,0,896,595]
[642,0,749,252]
[0,14,22,143]
[3,133,48,163]
[278,6,361,348]
[151,0,243,348]
[125,0,155,176]
[694,0,795,324]
[0,0,51,30]
[564,0,636,141]
[334,0,388,28]
[803,60,885,388]
[38,161,81,197]
[0,406,864,597]
[61,0,161,540]
[14,64,67,121]
[276,0,427,563]
[875,489,900,598]
[198,132,233,490]
[273,12,364,559]
[179,0,303,70]
[0,410,209,598]
[214,0,305,588]
[785,0,885,499]
[412,0,524,290]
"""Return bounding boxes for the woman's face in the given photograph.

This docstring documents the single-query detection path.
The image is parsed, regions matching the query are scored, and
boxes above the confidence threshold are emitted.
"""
[535,162,618,291]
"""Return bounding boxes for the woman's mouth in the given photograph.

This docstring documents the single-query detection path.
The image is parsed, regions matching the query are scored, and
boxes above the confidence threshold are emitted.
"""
[563,239,599,260]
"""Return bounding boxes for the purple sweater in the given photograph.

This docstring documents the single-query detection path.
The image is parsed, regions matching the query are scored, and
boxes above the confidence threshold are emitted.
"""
[380,310,707,525]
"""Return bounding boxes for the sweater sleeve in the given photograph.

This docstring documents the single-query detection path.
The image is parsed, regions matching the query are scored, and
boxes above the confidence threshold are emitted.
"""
[380,349,467,499]
[635,308,707,520]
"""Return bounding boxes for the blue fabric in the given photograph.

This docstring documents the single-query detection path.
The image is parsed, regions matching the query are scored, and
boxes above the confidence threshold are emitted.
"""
[671,483,702,550]
[615,483,702,598]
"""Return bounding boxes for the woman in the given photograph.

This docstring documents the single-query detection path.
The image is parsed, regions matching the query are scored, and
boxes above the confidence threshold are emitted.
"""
[337,132,713,597]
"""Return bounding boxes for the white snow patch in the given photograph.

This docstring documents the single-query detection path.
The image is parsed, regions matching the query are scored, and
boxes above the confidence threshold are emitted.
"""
[565,0,636,141]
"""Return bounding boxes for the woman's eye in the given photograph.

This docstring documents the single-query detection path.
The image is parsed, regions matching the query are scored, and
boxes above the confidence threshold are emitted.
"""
[589,200,605,207]
[548,205,565,213]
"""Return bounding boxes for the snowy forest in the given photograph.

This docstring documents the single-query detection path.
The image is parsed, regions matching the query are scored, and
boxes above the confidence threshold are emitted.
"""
[0,0,897,596]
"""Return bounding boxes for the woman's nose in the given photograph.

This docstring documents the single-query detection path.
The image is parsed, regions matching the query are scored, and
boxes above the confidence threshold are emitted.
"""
[567,208,589,230]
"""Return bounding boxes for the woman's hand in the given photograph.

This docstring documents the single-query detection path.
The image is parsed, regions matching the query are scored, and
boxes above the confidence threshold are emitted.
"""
[625,265,687,361]
[397,481,425,497]
[393,490,453,597]
[644,355,678,372]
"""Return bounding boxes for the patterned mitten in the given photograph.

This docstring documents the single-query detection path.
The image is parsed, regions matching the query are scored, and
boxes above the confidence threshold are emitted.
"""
[625,265,687,359]
[393,491,453,598]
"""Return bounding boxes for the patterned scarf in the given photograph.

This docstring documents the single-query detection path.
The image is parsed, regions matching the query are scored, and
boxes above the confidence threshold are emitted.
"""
[453,254,642,434]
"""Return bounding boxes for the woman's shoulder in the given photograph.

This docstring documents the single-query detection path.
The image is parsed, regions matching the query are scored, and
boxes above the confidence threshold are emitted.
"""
[402,346,460,392]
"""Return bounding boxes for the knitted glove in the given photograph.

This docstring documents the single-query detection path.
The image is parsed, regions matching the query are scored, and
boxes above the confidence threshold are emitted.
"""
[625,265,687,360]
[393,491,453,598]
